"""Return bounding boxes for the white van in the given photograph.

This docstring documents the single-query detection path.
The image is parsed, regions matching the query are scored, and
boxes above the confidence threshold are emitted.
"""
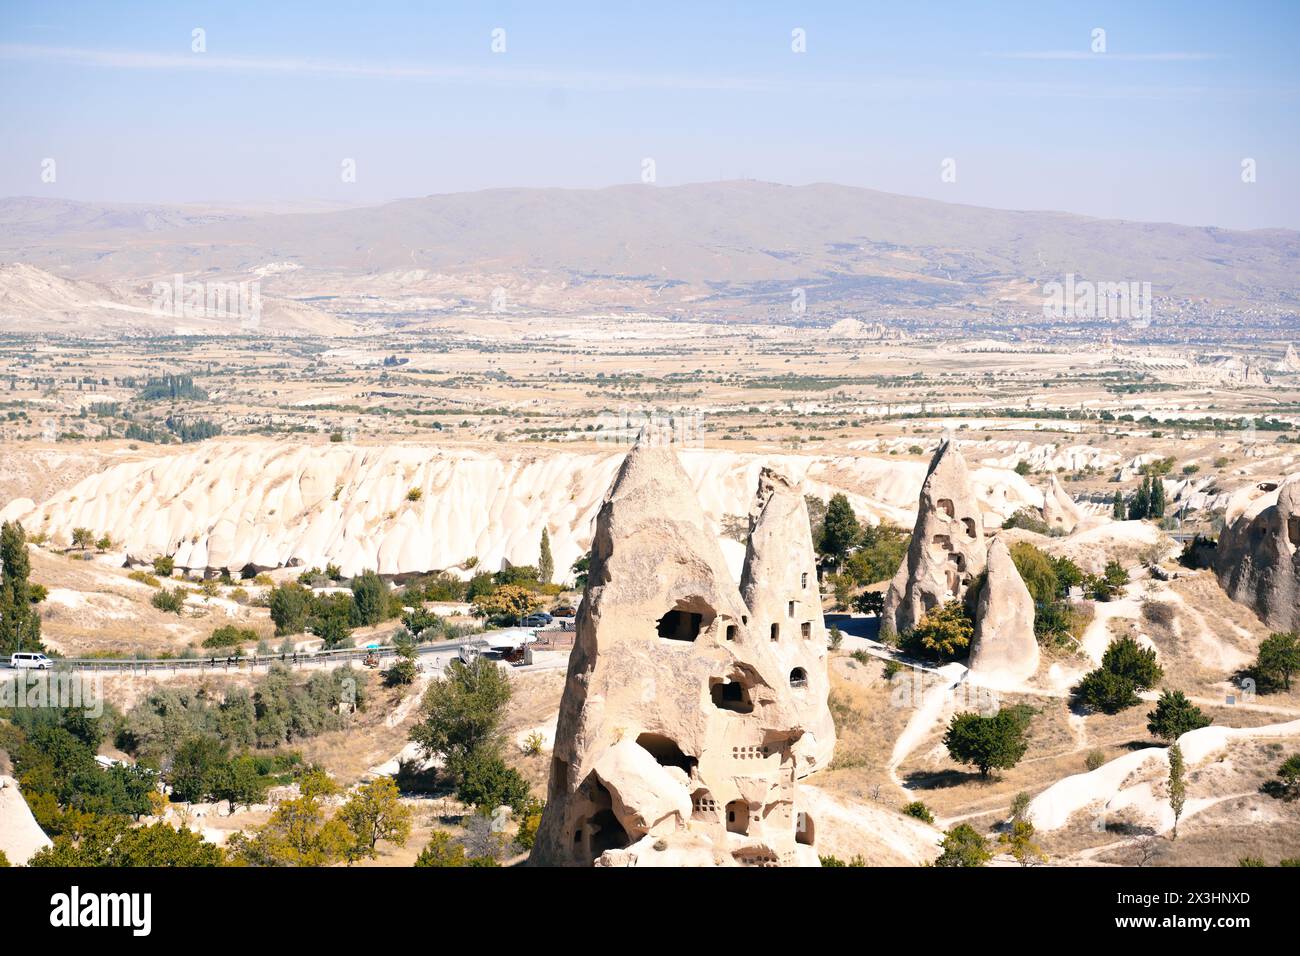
[9,652,53,670]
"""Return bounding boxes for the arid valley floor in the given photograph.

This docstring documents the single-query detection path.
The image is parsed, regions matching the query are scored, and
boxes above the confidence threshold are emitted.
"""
[2,307,1298,867]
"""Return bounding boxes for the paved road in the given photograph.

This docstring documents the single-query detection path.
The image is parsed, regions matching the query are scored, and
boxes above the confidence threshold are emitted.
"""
[3,628,576,678]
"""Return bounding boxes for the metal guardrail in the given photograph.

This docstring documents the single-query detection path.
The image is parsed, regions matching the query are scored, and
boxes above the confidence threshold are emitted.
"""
[37,636,487,674]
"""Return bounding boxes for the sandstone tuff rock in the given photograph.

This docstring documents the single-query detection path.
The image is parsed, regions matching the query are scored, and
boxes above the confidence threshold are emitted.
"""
[739,467,836,775]
[883,437,988,636]
[1215,474,1300,632]
[968,537,1040,686]
[530,438,826,867]
[1042,474,1083,533]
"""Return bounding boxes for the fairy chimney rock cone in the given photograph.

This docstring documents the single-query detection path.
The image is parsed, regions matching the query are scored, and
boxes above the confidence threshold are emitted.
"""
[530,438,827,867]
[883,437,988,637]
[1042,475,1083,533]
[968,537,1040,686]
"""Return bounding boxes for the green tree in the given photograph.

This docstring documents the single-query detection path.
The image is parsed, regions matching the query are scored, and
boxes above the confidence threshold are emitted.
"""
[1075,667,1139,714]
[817,493,861,569]
[210,753,269,815]
[71,527,96,550]
[942,706,1033,777]
[168,735,228,803]
[453,747,531,813]
[414,830,468,867]
[538,527,554,584]
[410,657,513,785]
[28,817,223,867]
[934,824,991,867]
[338,776,412,861]
[471,583,541,625]
[1102,634,1162,690]
[1254,631,1300,692]
[908,600,973,662]
[228,769,351,867]
[1149,478,1167,519]
[1112,491,1125,520]
[1262,754,1300,802]
[999,819,1046,865]
[1168,742,1186,840]
[383,641,419,687]
[0,520,42,654]
[843,523,909,586]
[1146,690,1211,741]
[308,592,354,648]
[570,553,591,590]
[350,570,389,627]
[269,582,311,635]
[902,801,934,824]
[1128,476,1151,520]
[152,554,174,577]
[1008,542,1059,606]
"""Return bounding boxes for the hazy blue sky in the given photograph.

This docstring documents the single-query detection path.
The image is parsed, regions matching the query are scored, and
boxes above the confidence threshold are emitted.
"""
[1,1,1297,228]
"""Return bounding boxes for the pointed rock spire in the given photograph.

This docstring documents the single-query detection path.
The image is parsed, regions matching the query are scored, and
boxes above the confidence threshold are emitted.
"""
[740,468,836,775]
[531,446,828,867]
[1042,474,1083,533]
[883,438,988,636]
[968,537,1040,686]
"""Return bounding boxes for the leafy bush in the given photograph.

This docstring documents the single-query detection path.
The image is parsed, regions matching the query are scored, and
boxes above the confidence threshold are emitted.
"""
[903,600,973,662]
[203,625,259,649]
[1146,689,1211,741]
[152,555,174,577]
[1253,631,1300,692]
[150,587,185,614]
[128,570,161,588]
[943,706,1034,777]
[902,801,934,824]
[934,824,991,867]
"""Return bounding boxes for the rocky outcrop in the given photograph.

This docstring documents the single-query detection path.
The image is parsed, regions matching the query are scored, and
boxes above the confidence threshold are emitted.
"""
[883,437,988,636]
[1042,475,1083,534]
[0,440,1045,581]
[739,468,835,775]
[968,538,1040,686]
[530,436,826,867]
[1279,343,1300,373]
[1215,474,1300,632]
[0,775,52,865]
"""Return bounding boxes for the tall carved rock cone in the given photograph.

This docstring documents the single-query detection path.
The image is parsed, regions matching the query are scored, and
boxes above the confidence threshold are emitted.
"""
[1215,474,1300,632]
[739,468,836,775]
[1042,475,1083,534]
[1283,343,1300,372]
[968,537,1040,687]
[883,437,987,637]
[529,437,825,867]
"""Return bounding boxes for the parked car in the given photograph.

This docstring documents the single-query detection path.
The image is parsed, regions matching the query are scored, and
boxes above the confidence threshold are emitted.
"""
[521,613,551,628]
[9,652,53,670]
[551,605,576,618]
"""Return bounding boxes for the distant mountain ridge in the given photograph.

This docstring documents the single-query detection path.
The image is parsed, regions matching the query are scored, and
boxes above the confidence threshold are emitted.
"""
[1,182,1296,318]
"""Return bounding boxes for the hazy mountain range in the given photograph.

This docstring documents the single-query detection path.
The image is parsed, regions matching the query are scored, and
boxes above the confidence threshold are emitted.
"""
[1,182,1296,333]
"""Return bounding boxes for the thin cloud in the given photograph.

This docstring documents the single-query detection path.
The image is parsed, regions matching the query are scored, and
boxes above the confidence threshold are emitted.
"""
[983,50,1222,61]
[0,43,775,92]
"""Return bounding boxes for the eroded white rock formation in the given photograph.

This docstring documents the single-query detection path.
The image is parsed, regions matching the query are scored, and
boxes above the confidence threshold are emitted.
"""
[0,440,1044,581]
[968,537,1040,687]
[739,467,836,775]
[883,437,988,636]
[530,439,828,867]
[1042,474,1083,533]
[1216,473,1300,632]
